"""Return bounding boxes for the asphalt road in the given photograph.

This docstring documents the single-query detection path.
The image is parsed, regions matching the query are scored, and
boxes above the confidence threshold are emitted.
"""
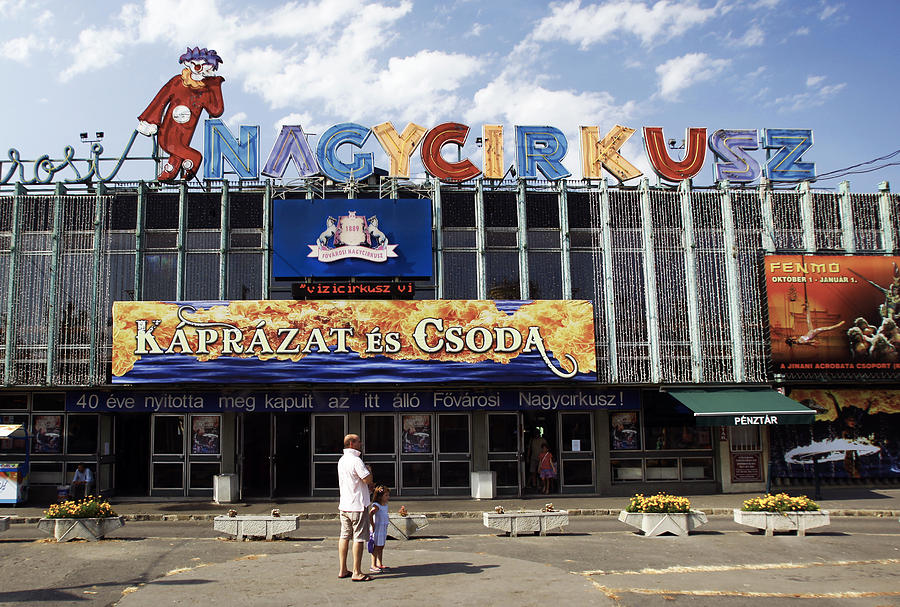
[1,516,899,607]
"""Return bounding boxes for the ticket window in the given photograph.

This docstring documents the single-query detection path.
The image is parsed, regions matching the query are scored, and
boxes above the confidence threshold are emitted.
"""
[729,426,763,484]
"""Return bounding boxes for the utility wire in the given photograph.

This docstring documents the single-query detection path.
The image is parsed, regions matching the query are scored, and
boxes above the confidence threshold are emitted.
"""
[815,148,900,180]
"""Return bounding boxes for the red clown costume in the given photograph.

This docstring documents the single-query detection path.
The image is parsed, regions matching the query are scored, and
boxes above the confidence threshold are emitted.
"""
[138,47,224,182]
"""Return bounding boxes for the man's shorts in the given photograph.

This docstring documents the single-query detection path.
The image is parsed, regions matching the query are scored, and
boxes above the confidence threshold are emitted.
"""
[339,510,370,542]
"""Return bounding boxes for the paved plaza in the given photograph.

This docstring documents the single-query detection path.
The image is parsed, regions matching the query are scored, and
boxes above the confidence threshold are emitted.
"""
[1,488,899,606]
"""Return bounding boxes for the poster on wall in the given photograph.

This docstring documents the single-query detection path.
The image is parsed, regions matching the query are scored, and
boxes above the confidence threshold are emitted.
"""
[191,415,220,455]
[111,300,596,384]
[771,389,900,479]
[765,254,900,374]
[401,414,432,454]
[273,198,433,279]
[610,411,640,450]
[33,415,62,454]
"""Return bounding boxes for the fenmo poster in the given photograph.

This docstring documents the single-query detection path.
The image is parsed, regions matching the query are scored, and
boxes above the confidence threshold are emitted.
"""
[765,254,900,374]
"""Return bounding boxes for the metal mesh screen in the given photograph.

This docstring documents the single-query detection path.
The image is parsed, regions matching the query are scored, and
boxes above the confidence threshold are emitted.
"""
[1,181,898,387]
[607,189,651,383]
[691,190,733,382]
[731,192,768,382]
[850,193,882,251]
[771,191,804,250]
[649,189,692,382]
[812,192,843,250]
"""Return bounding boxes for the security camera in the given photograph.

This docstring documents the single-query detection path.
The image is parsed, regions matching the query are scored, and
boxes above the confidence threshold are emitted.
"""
[667,138,677,148]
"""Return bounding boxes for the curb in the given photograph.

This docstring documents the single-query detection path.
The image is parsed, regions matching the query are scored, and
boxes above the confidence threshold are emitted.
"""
[5,509,899,524]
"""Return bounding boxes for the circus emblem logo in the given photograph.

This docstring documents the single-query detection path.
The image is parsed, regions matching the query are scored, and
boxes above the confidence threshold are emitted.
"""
[308,211,398,263]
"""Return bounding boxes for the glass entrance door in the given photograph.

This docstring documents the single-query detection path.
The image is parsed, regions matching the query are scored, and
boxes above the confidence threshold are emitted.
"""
[559,411,594,492]
[487,412,521,496]
[274,414,311,497]
[151,414,185,496]
[363,414,396,490]
[311,414,346,496]
[240,413,272,498]
[150,413,221,497]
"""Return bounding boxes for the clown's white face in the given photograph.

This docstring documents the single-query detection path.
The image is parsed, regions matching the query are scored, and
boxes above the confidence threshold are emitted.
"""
[185,60,216,81]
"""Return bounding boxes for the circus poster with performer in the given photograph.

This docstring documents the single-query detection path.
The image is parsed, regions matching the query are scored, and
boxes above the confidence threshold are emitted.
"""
[771,389,900,479]
[765,254,900,373]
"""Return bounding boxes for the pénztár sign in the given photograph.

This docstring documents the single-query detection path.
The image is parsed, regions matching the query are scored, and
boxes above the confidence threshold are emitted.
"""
[112,300,597,384]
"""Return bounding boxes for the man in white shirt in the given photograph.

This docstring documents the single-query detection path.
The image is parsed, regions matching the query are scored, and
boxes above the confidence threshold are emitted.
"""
[337,434,374,581]
[72,464,93,499]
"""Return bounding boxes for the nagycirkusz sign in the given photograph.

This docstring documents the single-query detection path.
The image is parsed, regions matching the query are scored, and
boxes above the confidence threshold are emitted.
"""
[2,46,815,186]
[112,300,597,384]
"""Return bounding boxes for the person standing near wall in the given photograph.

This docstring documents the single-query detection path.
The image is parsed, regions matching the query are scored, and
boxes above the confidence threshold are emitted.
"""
[337,434,374,582]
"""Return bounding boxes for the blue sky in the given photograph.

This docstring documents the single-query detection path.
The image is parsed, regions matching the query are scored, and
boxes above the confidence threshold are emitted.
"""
[0,0,898,189]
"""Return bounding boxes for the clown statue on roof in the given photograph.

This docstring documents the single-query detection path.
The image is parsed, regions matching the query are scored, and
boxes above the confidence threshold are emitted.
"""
[137,47,225,182]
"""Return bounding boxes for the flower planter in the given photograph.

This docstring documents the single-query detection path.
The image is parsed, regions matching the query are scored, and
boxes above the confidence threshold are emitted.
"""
[0,516,9,533]
[733,509,830,536]
[482,510,569,537]
[213,515,301,540]
[37,517,125,542]
[617,510,708,537]
[387,514,428,540]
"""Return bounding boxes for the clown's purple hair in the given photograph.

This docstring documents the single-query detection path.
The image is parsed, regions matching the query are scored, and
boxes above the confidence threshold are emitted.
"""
[179,47,223,68]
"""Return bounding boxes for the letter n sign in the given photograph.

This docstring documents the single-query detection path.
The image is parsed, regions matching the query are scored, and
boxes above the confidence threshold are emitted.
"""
[204,119,260,179]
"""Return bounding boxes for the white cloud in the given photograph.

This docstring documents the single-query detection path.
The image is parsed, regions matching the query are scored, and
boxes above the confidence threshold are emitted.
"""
[466,22,484,37]
[225,112,248,129]
[57,0,485,124]
[794,26,810,35]
[655,52,730,101]
[463,74,640,179]
[531,0,718,48]
[729,24,764,47]
[34,10,53,26]
[820,3,841,20]
[232,6,483,124]
[0,34,41,62]
[747,66,766,79]
[773,78,846,111]
[752,0,780,7]
[0,0,27,15]
[806,75,825,87]
[273,113,325,136]
[59,4,140,81]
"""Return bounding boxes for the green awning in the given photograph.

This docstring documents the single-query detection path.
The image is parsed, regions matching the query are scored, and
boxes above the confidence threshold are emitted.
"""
[667,389,817,426]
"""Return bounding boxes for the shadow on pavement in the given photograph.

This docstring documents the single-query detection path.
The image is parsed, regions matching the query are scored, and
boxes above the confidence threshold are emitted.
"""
[378,562,500,578]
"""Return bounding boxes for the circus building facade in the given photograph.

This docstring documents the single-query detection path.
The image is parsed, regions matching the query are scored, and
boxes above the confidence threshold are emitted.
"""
[1,49,899,502]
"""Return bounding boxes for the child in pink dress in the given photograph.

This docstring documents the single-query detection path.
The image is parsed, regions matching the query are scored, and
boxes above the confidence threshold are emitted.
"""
[369,485,390,573]
[538,444,557,494]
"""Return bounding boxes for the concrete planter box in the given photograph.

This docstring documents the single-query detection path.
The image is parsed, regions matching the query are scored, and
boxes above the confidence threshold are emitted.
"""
[733,509,830,536]
[617,510,708,537]
[214,515,301,540]
[387,514,428,540]
[37,517,125,542]
[0,516,9,533]
[482,510,569,537]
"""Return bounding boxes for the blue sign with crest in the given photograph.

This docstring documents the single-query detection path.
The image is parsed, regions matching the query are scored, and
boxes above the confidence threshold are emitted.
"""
[273,198,433,279]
